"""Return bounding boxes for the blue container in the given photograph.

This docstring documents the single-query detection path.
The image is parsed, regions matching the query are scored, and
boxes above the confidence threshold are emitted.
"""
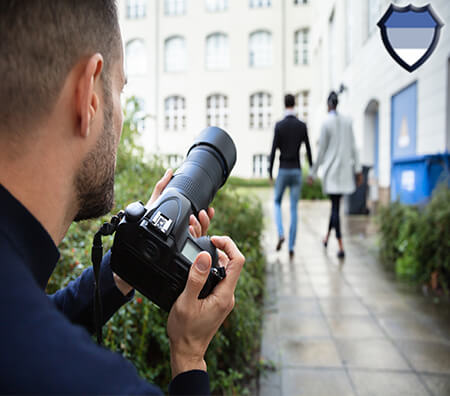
[391,153,449,205]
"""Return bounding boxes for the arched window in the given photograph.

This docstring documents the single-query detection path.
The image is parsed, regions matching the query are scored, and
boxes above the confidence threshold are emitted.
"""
[206,0,228,12]
[164,96,186,131]
[296,91,309,123]
[249,0,271,8]
[249,31,272,68]
[126,97,147,132]
[206,33,229,70]
[206,94,228,128]
[250,92,271,129]
[164,0,186,15]
[165,36,186,72]
[126,0,147,19]
[125,39,147,76]
[294,28,309,65]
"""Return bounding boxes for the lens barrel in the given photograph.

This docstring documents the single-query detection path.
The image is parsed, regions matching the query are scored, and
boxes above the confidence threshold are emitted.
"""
[165,127,236,213]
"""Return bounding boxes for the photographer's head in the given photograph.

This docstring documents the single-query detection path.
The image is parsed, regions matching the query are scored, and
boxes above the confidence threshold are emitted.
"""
[0,0,125,238]
[327,91,339,112]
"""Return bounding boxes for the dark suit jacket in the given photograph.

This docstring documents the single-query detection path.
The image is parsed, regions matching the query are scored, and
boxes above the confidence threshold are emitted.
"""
[269,115,313,178]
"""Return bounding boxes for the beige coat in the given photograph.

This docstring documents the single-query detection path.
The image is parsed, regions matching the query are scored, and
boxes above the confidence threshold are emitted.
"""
[310,112,361,195]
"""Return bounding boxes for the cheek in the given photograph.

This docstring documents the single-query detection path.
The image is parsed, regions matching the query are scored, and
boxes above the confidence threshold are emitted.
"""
[113,96,124,144]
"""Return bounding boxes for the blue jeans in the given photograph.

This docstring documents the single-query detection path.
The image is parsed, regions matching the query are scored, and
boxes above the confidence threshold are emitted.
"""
[274,168,302,252]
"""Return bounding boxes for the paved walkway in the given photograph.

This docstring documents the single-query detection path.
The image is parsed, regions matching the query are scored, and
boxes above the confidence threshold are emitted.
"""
[257,189,450,396]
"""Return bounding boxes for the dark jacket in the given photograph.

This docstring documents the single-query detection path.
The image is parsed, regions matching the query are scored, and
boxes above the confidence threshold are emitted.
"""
[268,114,313,178]
[0,183,209,395]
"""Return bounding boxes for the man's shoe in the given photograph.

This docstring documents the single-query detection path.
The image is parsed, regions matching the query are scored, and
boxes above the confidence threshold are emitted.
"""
[276,237,285,251]
[337,250,345,259]
[289,250,294,260]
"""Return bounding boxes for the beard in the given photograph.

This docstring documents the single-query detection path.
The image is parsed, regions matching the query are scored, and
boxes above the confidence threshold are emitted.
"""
[74,79,116,222]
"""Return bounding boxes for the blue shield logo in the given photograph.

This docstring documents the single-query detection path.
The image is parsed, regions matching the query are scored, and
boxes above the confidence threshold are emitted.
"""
[377,4,444,72]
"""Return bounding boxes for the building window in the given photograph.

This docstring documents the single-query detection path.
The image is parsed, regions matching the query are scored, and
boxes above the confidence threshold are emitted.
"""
[125,39,147,76]
[166,154,184,168]
[206,0,228,12]
[165,36,187,72]
[296,91,309,123]
[206,94,228,128]
[249,31,272,68]
[206,33,230,70]
[294,0,308,4]
[249,0,271,8]
[165,0,186,16]
[294,29,309,65]
[126,0,146,19]
[250,92,272,129]
[165,96,186,131]
[126,97,147,132]
[253,154,269,177]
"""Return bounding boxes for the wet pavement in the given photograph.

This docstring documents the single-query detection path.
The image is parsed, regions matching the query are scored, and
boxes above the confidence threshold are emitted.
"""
[256,189,450,396]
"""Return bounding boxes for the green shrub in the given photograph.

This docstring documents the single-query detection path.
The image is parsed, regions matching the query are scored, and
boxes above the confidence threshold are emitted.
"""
[47,98,266,394]
[377,185,450,292]
[227,172,326,200]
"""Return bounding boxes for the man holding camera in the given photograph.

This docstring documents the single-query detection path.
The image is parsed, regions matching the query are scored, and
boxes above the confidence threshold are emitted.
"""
[0,1,244,394]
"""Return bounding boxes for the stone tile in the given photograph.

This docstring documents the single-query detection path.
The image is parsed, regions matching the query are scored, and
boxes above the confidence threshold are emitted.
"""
[278,314,330,338]
[349,371,428,396]
[282,369,355,396]
[313,284,356,298]
[319,298,371,316]
[378,317,448,342]
[277,284,316,298]
[277,298,322,316]
[360,295,417,316]
[421,374,450,396]
[280,339,342,368]
[327,316,384,339]
[397,340,450,374]
[336,339,409,370]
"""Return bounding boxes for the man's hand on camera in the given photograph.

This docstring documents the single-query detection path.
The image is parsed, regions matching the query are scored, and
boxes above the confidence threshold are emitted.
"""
[189,208,215,238]
[167,236,245,378]
[113,168,174,296]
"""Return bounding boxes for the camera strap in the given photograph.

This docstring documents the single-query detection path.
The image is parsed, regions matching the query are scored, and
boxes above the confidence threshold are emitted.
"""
[91,212,124,345]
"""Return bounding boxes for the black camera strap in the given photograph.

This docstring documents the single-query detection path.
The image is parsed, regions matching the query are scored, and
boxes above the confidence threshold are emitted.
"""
[91,212,124,345]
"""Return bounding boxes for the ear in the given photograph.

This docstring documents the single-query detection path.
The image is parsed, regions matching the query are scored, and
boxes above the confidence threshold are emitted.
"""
[76,54,104,138]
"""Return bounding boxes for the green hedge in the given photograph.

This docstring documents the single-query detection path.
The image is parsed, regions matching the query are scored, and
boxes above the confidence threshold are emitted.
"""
[46,98,266,394]
[227,173,326,200]
[376,185,450,293]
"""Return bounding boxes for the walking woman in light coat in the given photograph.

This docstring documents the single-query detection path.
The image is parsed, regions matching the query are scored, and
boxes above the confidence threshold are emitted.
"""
[308,92,362,259]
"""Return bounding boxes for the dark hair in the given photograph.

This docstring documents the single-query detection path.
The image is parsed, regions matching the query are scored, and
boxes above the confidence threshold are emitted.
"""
[327,91,339,109]
[284,94,295,108]
[0,0,121,134]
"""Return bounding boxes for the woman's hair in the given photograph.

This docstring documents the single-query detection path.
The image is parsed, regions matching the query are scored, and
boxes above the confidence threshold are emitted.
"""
[327,91,339,109]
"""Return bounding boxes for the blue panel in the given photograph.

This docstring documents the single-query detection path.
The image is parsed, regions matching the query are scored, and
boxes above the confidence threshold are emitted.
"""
[391,82,417,160]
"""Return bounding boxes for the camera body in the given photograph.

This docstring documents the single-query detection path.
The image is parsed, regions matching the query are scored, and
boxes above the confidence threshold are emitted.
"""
[110,127,236,312]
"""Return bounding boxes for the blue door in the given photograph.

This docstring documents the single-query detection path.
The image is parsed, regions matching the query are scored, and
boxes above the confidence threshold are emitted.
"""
[391,82,418,200]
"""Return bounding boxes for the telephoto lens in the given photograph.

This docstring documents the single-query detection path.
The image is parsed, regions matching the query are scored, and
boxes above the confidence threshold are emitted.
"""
[164,126,237,214]
[110,127,237,311]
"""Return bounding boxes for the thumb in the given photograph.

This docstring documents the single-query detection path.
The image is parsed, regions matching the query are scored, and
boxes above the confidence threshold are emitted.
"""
[183,252,211,301]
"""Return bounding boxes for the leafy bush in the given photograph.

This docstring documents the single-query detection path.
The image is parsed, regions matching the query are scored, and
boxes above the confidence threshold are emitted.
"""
[47,98,266,394]
[377,185,450,292]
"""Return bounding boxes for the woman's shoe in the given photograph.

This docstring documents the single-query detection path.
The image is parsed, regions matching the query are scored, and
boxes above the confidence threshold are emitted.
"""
[337,250,345,259]
[276,237,285,251]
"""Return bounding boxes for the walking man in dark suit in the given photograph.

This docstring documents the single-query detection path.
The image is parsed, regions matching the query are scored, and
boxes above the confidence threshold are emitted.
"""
[269,94,313,259]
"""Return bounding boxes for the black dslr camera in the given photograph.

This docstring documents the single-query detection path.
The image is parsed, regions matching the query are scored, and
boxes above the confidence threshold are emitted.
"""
[110,127,237,312]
